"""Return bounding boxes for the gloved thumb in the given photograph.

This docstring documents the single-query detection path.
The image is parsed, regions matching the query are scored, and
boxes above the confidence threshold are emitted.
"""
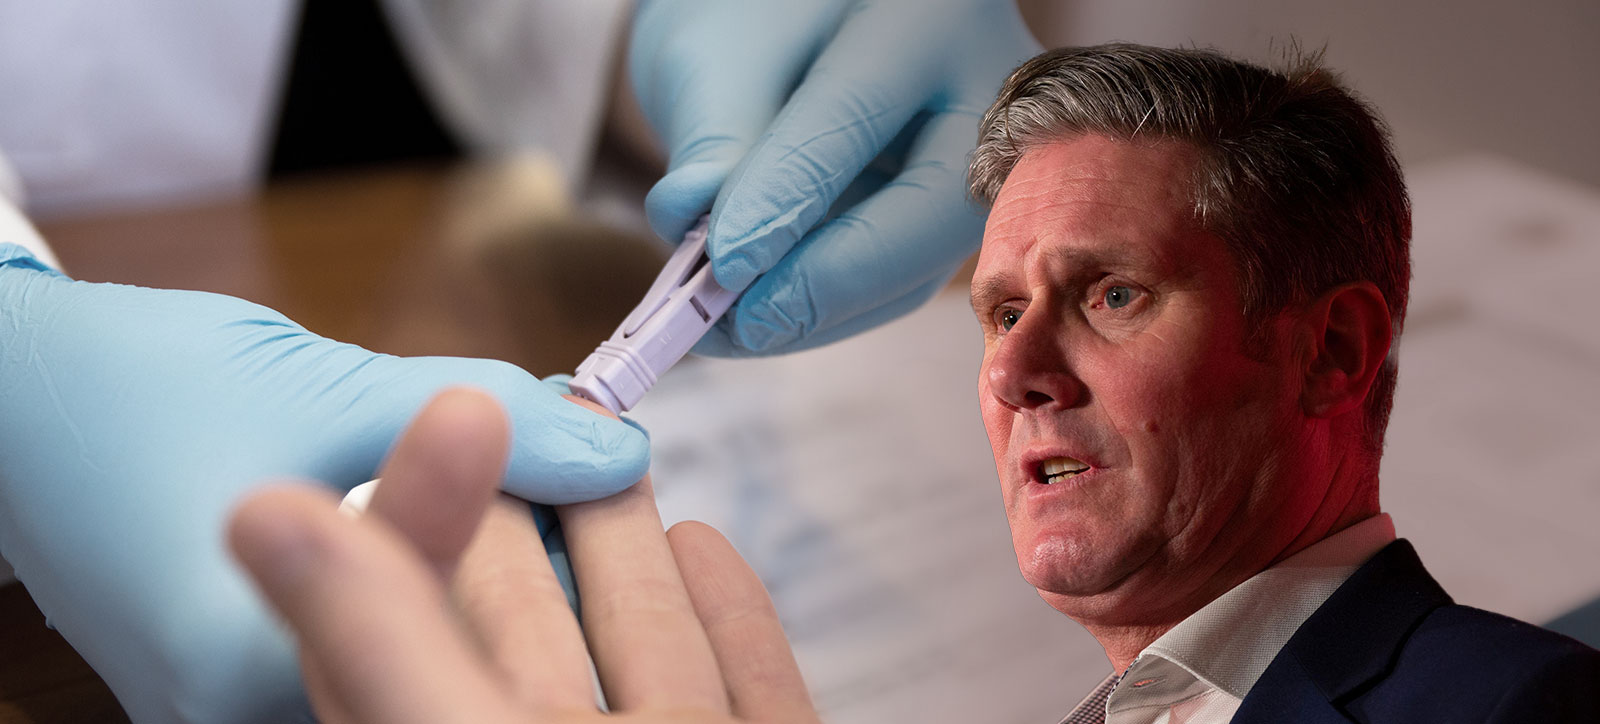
[645,159,734,245]
[403,359,650,505]
[266,350,652,506]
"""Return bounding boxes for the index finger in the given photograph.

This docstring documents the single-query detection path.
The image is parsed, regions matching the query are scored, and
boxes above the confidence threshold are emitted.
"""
[555,398,729,714]
[564,475,738,714]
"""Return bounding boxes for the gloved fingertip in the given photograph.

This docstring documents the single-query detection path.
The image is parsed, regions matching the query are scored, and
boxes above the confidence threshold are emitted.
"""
[582,414,653,494]
[726,277,815,355]
[729,315,797,356]
[709,249,761,292]
[645,162,729,242]
[559,394,651,453]
[540,374,574,396]
[703,198,813,290]
[499,378,654,503]
[618,414,651,442]
[567,412,653,497]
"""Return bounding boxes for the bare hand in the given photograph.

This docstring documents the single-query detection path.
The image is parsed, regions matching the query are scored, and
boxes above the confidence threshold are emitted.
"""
[228,388,817,723]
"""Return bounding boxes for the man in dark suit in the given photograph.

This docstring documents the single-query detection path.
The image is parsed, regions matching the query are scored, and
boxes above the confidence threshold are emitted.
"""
[966,44,1600,723]
[1235,540,1599,722]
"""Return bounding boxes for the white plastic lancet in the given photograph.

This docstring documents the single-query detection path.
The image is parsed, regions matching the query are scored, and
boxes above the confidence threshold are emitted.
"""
[341,217,731,516]
[569,215,735,414]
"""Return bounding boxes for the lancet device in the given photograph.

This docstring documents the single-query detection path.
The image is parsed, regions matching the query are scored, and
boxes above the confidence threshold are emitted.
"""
[341,215,732,515]
[568,215,734,414]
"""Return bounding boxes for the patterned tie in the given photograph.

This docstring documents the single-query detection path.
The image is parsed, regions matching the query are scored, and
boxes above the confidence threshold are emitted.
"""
[1058,673,1121,724]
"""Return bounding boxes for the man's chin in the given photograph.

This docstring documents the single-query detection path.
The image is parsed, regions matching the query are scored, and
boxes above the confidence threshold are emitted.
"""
[1013,530,1154,606]
[1018,544,1116,596]
[1022,566,1119,599]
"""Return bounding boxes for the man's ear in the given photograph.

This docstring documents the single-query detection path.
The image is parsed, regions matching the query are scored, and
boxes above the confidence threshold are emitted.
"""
[1300,282,1392,419]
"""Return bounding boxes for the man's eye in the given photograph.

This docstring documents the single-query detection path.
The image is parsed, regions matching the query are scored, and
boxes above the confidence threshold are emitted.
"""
[1103,285,1138,310]
[996,308,1022,331]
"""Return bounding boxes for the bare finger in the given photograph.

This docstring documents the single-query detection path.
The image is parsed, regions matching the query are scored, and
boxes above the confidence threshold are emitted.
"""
[559,478,727,713]
[229,485,516,724]
[554,397,727,713]
[670,521,816,723]
[453,494,596,713]
[367,387,511,581]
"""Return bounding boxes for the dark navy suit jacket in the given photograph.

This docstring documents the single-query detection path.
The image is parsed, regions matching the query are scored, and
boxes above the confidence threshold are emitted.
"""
[1231,540,1600,723]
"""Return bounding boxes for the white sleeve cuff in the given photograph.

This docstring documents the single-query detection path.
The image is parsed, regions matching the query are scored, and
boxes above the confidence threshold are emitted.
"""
[380,0,633,188]
[0,151,61,271]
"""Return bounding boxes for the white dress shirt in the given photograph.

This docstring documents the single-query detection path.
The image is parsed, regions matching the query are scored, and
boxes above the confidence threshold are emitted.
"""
[1061,514,1398,724]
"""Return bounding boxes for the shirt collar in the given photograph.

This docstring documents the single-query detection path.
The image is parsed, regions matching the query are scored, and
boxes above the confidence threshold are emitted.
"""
[1111,514,1397,710]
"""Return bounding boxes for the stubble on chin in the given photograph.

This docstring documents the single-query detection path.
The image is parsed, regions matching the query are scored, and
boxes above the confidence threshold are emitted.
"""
[1017,522,1172,619]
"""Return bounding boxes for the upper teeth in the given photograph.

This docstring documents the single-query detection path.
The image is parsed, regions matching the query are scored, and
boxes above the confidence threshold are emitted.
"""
[1041,457,1090,480]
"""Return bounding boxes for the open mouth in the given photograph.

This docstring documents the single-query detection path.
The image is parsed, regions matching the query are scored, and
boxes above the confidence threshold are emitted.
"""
[1038,456,1091,484]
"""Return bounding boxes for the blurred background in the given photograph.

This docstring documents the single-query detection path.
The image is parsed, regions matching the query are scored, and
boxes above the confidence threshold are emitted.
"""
[2,1,1597,722]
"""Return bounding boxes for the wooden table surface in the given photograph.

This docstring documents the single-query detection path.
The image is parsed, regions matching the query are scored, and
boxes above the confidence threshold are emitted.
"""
[0,159,666,723]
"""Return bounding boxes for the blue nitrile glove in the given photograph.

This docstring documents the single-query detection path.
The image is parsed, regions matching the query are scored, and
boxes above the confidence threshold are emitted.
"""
[632,0,1040,356]
[0,246,648,724]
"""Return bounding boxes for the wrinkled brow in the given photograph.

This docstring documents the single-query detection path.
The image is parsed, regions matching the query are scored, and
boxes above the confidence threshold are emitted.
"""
[970,244,1152,316]
[970,274,1018,317]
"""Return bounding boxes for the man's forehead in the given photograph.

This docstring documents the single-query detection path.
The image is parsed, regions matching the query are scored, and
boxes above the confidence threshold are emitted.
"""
[996,136,1199,212]
[974,136,1204,291]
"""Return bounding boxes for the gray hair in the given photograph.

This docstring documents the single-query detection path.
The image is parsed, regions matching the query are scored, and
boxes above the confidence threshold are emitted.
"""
[969,43,1411,457]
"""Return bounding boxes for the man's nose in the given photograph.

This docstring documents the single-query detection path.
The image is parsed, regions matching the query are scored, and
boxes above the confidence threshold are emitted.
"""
[985,314,1084,412]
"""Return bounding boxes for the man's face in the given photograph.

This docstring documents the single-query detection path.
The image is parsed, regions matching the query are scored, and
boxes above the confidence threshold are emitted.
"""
[973,136,1315,624]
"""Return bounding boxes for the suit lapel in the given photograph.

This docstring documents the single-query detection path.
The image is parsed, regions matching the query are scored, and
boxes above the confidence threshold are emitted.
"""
[1230,540,1452,724]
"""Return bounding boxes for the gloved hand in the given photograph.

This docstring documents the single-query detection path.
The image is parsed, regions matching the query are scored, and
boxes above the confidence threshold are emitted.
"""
[631,0,1040,356]
[0,247,649,724]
